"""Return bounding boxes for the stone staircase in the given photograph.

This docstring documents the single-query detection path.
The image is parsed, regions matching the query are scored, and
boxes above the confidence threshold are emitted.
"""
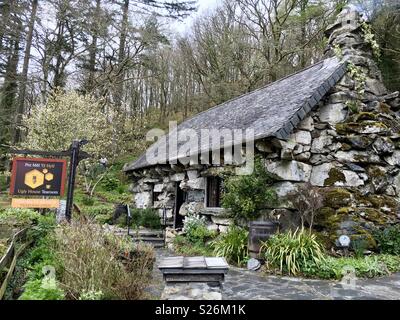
[129,229,165,248]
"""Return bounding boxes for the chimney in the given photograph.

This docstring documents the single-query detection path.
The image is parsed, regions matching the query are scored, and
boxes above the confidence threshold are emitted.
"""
[324,5,387,97]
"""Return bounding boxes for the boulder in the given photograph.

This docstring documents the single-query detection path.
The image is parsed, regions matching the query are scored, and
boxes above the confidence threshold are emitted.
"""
[171,173,186,182]
[372,137,395,155]
[289,130,312,145]
[311,135,334,154]
[311,163,364,187]
[180,177,206,190]
[334,151,381,164]
[384,150,400,166]
[298,117,314,131]
[265,160,312,182]
[187,170,199,180]
[134,192,152,209]
[179,202,204,216]
[211,217,233,226]
[318,103,348,124]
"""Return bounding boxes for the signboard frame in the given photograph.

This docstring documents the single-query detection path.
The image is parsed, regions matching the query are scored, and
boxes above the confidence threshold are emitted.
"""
[9,157,67,197]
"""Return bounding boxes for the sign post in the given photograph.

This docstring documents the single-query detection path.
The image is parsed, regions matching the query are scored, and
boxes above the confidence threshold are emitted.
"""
[8,140,90,222]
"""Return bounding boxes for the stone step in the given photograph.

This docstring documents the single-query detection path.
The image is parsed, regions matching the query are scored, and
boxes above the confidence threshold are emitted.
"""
[132,237,165,242]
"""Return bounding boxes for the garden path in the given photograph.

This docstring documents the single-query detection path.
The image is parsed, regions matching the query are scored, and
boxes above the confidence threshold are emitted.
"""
[147,249,400,300]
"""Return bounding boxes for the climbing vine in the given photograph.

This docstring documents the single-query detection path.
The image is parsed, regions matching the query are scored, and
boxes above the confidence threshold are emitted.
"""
[361,21,381,59]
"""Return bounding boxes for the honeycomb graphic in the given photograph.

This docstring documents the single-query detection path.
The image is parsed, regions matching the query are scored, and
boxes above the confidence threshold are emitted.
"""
[24,169,54,189]
[24,169,45,189]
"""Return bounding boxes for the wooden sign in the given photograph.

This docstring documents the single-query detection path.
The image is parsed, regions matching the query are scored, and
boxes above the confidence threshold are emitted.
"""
[10,158,67,197]
[11,198,61,209]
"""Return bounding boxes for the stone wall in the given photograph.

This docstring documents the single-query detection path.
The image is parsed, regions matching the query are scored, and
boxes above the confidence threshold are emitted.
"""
[127,8,400,250]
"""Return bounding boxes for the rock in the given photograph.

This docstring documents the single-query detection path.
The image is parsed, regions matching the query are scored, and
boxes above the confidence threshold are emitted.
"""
[171,173,186,182]
[324,188,353,209]
[318,103,348,124]
[372,137,395,155]
[187,190,205,202]
[205,223,218,232]
[280,140,296,160]
[384,150,400,166]
[273,181,298,198]
[154,184,164,193]
[211,217,233,226]
[345,135,374,149]
[270,208,301,231]
[134,192,152,208]
[345,163,365,172]
[336,121,389,135]
[255,140,274,153]
[328,91,355,104]
[294,152,311,161]
[265,160,312,182]
[334,151,381,164]
[218,225,229,233]
[181,177,206,190]
[247,258,261,271]
[289,130,312,145]
[310,163,363,187]
[365,78,387,96]
[311,135,333,154]
[187,170,199,180]
[298,117,314,131]
[179,202,204,216]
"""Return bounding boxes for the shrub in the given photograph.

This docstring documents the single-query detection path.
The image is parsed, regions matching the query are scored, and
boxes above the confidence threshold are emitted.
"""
[286,183,324,231]
[0,173,8,192]
[374,225,400,255]
[19,279,65,300]
[81,196,95,206]
[302,254,400,280]
[137,208,161,229]
[261,228,325,276]
[101,175,120,191]
[182,214,216,244]
[53,221,154,300]
[212,226,249,266]
[0,208,41,226]
[82,204,114,218]
[221,157,277,222]
[173,235,214,256]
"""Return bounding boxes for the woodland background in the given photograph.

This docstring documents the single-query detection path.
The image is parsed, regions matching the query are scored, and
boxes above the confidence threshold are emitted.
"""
[0,0,399,167]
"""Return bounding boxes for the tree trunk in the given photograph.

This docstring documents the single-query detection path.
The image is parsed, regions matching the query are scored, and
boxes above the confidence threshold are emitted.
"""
[13,0,38,144]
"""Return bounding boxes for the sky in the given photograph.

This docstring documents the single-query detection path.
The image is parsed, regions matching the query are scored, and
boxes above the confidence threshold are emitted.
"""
[171,0,222,34]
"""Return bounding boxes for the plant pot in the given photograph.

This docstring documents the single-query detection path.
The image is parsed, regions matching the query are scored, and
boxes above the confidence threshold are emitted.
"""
[248,220,280,259]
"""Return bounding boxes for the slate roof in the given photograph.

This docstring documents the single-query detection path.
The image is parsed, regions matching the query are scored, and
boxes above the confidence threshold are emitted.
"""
[124,57,346,172]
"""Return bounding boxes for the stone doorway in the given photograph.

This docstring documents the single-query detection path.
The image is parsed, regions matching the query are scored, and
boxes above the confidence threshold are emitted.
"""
[173,183,186,229]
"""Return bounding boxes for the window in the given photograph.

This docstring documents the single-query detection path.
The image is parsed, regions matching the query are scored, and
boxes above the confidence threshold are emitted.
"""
[206,176,224,208]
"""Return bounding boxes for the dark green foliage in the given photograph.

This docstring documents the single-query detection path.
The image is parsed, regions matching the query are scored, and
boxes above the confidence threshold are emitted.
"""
[301,255,400,280]
[82,204,114,218]
[101,175,120,192]
[211,226,249,266]
[351,238,369,258]
[128,208,161,229]
[374,225,400,255]
[261,229,325,276]
[173,235,214,257]
[81,196,95,206]
[19,279,65,300]
[221,157,277,222]
[0,173,8,192]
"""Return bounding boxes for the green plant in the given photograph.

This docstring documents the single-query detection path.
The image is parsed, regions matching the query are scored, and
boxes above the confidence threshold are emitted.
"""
[261,228,325,276]
[52,221,154,300]
[374,225,400,255]
[0,208,41,226]
[211,226,249,266]
[82,204,114,218]
[101,175,120,192]
[81,196,95,206]
[182,213,216,244]
[0,173,8,192]
[173,235,215,257]
[137,208,161,229]
[351,238,369,258]
[19,279,65,300]
[302,255,400,280]
[222,157,277,222]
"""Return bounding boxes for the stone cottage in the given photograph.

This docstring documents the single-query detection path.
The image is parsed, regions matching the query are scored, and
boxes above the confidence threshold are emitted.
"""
[124,7,400,249]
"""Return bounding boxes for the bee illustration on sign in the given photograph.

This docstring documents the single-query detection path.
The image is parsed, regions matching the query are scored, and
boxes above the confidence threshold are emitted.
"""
[10,158,67,197]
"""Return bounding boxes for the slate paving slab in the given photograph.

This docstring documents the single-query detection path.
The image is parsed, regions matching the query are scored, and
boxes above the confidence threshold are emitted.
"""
[148,249,400,300]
